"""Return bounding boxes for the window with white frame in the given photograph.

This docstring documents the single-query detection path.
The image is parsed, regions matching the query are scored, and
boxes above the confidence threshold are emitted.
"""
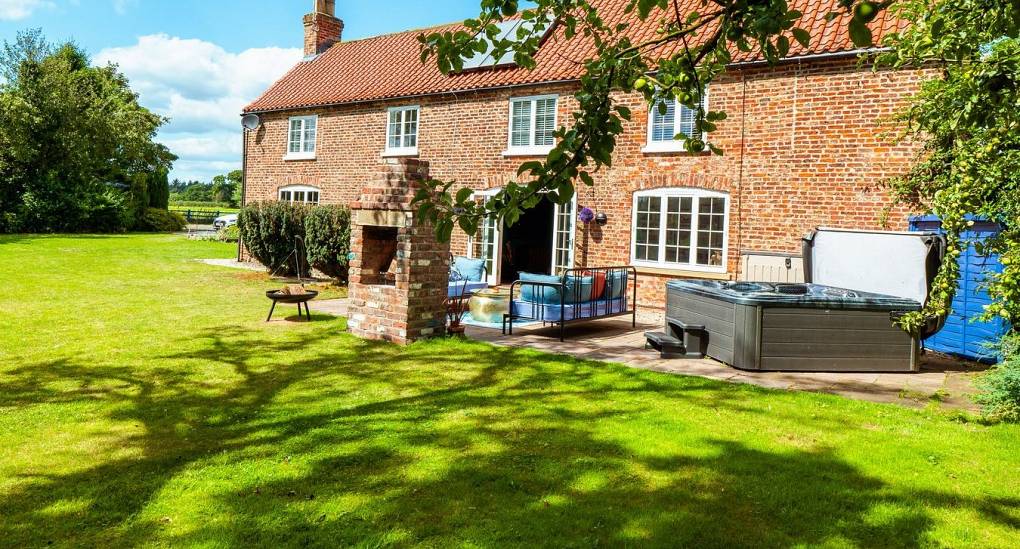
[631,188,728,271]
[286,115,317,159]
[385,106,419,155]
[505,95,557,155]
[278,185,320,205]
[644,93,707,153]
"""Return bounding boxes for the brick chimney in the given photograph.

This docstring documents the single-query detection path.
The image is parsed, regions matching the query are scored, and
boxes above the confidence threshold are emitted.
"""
[303,0,343,57]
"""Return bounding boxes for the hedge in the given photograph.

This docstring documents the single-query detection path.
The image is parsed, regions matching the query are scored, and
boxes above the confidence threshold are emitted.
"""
[305,205,352,283]
[238,201,310,277]
[136,208,187,232]
[238,202,352,282]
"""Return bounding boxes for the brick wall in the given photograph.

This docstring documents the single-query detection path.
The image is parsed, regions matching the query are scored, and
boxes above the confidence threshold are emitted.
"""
[244,57,928,309]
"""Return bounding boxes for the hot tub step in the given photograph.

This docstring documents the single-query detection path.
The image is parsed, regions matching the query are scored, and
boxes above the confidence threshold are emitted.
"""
[645,332,693,359]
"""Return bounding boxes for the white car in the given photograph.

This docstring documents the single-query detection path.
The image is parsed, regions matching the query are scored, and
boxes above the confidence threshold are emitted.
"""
[213,213,238,229]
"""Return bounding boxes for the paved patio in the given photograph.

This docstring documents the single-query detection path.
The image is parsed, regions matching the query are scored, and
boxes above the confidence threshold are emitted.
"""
[310,299,985,410]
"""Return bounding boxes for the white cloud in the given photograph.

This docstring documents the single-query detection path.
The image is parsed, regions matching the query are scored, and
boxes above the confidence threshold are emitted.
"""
[0,0,51,21]
[96,34,301,182]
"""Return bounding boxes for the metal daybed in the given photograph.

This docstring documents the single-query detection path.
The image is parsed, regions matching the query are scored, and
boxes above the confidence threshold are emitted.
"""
[503,266,637,341]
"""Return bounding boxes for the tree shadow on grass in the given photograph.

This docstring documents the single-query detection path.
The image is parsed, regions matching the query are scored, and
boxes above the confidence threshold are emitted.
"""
[1,327,1017,546]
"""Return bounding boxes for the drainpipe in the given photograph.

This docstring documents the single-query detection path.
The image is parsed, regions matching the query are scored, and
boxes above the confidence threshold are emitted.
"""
[237,128,247,262]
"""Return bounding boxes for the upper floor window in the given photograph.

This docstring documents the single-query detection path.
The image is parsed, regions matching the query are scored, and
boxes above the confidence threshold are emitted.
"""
[505,94,557,156]
[279,185,320,205]
[631,188,728,272]
[286,115,317,160]
[385,106,419,156]
[644,93,707,153]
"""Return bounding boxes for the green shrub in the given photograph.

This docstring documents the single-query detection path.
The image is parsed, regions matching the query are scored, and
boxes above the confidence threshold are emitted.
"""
[14,187,131,233]
[305,205,351,283]
[238,201,310,276]
[135,208,186,233]
[975,333,1020,422]
[217,224,240,243]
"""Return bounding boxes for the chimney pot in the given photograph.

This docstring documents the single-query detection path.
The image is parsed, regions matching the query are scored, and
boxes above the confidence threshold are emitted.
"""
[314,0,335,16]
[304,0,343,57]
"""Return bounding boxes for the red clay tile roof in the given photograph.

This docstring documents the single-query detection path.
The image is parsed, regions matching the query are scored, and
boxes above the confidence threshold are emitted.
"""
[245,0,904,113]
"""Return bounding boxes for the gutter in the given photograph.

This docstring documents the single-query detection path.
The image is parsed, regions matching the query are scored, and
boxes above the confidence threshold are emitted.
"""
[242,77,580,116]
[725,47,892,68]
[242,47,893,116]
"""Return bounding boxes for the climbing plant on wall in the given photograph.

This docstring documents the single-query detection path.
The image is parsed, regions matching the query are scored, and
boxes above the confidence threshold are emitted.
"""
[878,0,1020,330]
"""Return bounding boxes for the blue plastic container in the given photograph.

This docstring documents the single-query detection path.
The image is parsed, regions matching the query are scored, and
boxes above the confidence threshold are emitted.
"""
[909,215,1010,362]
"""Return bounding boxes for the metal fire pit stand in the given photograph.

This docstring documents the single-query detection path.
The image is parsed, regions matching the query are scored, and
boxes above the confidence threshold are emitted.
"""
[266,290,318,321]
[265,236,317,321]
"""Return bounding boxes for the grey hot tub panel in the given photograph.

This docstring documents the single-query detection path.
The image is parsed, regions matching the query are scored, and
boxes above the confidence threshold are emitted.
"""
[665,280,922,372]
[758,308,918,372]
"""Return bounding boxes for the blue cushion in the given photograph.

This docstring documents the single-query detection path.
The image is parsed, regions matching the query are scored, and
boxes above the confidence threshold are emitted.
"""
[449,269,464,282]
[563,275,595,303]
[452,256,486,282]
[519,272,564,304]
[448,280,488,298]
[604,270,629,299]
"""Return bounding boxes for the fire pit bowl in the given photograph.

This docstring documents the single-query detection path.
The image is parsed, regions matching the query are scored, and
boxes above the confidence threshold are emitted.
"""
[266,289,318,321]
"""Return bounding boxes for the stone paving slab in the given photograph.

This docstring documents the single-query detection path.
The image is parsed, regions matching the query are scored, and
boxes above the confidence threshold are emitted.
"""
[199,258,265,272]
[308,299,985,411]
[309,299,349,317]
[466,311,987,411]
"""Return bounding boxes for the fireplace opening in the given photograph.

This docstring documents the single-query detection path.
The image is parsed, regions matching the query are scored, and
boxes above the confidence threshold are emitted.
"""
[360,225,399,286]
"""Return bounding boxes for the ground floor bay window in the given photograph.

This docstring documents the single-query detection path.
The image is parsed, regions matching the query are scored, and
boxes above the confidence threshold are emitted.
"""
[631,188,729,273]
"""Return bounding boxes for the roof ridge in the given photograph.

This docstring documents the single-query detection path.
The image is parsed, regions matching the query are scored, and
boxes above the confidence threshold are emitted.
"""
[339,20,463,45]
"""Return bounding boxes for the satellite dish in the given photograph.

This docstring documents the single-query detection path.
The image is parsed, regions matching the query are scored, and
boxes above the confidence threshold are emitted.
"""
[241,113,262,131]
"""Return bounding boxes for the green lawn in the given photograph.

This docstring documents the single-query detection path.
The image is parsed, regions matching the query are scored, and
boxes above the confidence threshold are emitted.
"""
[1,234,1018,547]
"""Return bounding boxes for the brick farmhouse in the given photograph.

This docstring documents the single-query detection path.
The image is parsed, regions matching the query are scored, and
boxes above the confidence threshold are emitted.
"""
[242,0,926,309]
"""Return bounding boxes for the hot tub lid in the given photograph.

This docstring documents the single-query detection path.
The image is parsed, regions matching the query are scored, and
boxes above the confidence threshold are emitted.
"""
[667,279,922,311]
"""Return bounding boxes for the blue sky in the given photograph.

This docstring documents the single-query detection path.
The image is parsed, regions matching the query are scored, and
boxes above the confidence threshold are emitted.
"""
[0,0,494,182]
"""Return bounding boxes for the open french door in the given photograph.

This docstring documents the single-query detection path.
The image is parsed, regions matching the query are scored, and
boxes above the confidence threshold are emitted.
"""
[479,214,502,285]
[550,197,577,275]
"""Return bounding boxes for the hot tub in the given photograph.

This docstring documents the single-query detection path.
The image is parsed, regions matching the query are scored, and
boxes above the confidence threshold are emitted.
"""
[666,280,924,372]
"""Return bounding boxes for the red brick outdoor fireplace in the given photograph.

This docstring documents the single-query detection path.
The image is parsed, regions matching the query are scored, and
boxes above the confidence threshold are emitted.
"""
[347,158,450,344]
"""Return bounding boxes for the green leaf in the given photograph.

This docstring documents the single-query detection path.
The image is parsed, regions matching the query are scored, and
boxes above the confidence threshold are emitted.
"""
[517,161,543,176]
[777,36,790,58]
[436,219,454,243]
[457,215,477,236]
[455,187,473,204]
[579,171,594,187]
[849,19,874,48]
[547,147,563,163]
[792,28,811,49]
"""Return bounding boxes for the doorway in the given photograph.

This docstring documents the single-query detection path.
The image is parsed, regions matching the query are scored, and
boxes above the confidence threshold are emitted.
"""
[471,191,576,285]
[501,200,554,283]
